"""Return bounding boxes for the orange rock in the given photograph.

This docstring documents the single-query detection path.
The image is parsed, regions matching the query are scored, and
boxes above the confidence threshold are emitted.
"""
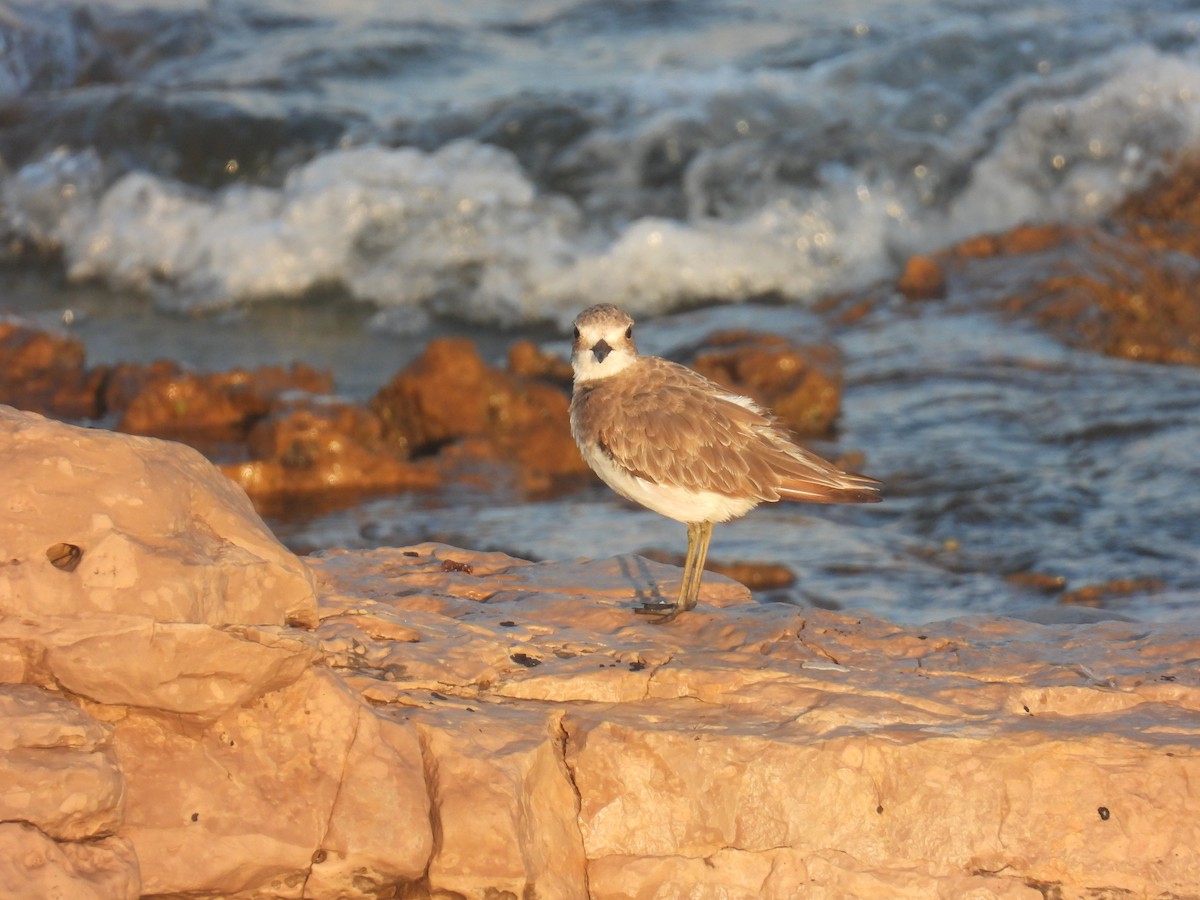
[691,332,843,437]
[372,336,590,493]
[954,233,1002,258]
[0,319,107,419]
[1000,223,1071,254]
[639,548,796,590]
[114,363,332,438]
[896,254,946,300]
[1059,576,1165,608]
[225,396,440,501]
[999,230,1200,366]
[506,338,572,386]
[371,337,495,453]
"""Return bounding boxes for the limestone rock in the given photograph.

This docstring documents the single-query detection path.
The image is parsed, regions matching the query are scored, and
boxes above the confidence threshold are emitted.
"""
[310,545,1200,898]
[3,402,1199,897]
[409,704,587,898]
[0,616,316,720]
[0,824,139,900]
[0,404,318,628]
[113,667,432,897]
[0,684,123,842]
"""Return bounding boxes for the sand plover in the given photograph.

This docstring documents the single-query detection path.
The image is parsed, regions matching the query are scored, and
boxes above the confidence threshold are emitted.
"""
[569,304,881,619]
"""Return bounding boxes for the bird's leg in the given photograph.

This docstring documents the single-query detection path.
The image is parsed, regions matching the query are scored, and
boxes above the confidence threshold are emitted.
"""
[676,521,702,610]
[635,521,701,617]
[681,520,713,611]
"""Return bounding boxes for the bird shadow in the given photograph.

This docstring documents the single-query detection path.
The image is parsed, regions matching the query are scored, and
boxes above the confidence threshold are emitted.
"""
[617,554,679,620]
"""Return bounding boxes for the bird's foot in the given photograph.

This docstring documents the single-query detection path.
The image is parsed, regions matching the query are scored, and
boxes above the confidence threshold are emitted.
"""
[633,599,680,621]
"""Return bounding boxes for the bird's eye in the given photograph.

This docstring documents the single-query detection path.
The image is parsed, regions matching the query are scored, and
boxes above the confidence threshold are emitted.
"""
[624,325,632,339]
[572,326,580,340]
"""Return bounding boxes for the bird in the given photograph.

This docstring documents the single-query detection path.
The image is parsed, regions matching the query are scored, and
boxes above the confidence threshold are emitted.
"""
[568,303,881,619]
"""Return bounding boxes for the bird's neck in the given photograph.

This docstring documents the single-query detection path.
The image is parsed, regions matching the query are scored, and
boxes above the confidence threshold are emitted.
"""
[572,348,639,385]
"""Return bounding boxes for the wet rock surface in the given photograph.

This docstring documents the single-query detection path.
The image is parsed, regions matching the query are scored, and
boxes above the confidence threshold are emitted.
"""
[2,407,1198,898]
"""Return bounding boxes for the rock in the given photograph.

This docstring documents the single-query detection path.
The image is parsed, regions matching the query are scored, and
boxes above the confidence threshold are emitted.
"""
[0,684,124,841]
[0,616,316,720]
[371,336,590,492]
[114,362,332,438]
[506,338,573,386]
[309,545,1200,897]
[1114,152,1200,257]
[0,405,318,628]
[3,406,1199,897]
[224,395,440,502]
[410,705,588,898]
[371,337,496,453]
[0,318,107,419]
[953,224,1073,259]
[997,230,1200,366]
[689,331,843,437]
[113,668,432,897]
[638,548,796,591]
[1059,576,1165,608]
[0,825,139,900]
[896,254,946,300]
[587,849,1045,899]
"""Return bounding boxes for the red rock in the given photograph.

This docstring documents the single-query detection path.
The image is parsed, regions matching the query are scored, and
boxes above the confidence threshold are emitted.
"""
[115,363,333,439]
[1059,576,1165,608]
[372,337,590,493]
[371,337,495,453]
[639,548,797,591]
[224,396,440,501]
[953,233,1002,258]
[998,231,1200,366]
[690,332,844,437]
[999,223,1071,254]
[0,319,107,419]
[896,254,946,300]
[506,339,573,386]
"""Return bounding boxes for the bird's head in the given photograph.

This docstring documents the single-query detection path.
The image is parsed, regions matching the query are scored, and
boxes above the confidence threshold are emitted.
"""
[571,304,639,383]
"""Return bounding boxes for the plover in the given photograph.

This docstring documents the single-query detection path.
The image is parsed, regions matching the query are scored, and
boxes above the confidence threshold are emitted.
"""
[569,304,881,619]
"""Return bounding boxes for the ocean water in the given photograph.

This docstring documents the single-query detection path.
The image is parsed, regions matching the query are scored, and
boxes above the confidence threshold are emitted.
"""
[3,0,1200,622]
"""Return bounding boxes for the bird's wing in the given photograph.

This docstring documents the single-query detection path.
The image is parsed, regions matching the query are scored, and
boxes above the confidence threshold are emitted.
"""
[583,357,879,503]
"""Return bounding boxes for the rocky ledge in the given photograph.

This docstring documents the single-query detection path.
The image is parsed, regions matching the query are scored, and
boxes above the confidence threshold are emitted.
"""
[1,404,1197,899]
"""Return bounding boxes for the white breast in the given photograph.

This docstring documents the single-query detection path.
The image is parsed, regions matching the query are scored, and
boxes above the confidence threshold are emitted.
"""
[577,439,761,525]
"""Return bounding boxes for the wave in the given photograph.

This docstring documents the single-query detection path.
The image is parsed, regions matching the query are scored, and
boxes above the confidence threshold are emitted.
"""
[3,3,1200,328]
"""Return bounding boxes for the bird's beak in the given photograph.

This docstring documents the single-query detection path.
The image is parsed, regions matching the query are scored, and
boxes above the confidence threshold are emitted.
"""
[591,339,612,363]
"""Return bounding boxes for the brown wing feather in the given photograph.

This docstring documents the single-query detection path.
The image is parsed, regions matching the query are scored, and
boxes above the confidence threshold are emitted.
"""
[573,356,881,504]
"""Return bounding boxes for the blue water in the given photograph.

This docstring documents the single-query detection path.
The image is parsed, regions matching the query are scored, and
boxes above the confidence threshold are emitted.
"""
[2,0,1199,622]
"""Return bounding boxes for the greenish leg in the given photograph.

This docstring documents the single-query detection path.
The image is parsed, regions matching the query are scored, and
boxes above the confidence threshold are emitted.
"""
[681,521,713,611]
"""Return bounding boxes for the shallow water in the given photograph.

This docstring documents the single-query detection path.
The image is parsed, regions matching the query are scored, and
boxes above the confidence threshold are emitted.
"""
[258,300,1200,626]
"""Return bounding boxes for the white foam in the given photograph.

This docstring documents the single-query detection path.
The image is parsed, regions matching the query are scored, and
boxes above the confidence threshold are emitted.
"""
[7,42,1200,327]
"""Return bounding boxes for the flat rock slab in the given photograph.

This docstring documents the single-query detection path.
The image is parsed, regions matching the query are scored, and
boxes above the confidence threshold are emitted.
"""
[309,543,1200,898]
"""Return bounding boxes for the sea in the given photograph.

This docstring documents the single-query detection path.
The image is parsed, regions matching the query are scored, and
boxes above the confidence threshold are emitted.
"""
[3,0,1200,623]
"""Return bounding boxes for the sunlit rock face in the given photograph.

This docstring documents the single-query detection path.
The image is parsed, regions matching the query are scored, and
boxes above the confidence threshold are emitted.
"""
[2,405,1198,897]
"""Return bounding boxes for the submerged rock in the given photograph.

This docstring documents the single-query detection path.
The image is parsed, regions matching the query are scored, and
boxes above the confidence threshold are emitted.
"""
[0,318,107,419]
[1,406,1197,897]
